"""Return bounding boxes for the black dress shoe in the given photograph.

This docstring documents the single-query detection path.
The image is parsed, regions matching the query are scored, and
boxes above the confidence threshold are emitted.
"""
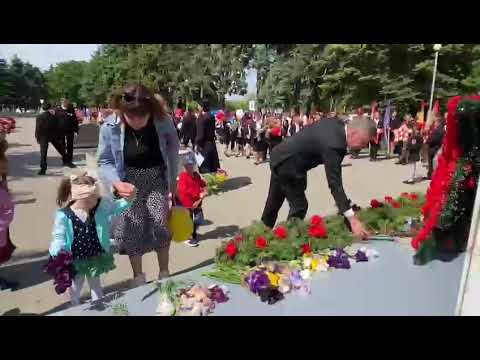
[38,169,46,175]
[403,179,415,185]
[64,163,77,168]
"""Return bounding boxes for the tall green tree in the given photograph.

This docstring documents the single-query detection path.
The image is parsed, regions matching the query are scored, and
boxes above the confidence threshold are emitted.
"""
[45,60,88,105]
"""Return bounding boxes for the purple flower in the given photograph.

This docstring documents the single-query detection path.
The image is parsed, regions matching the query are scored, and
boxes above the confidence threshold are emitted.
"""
[354,250,368,262]
[209,286,229,303]
[289,270,304,289]
[245,271,270,295]
[327,249,351,269]
[258,287,284,305]
[44,250,76,295]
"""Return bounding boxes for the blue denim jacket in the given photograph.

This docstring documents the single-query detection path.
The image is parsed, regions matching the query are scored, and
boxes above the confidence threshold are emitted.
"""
[97,114,180,193]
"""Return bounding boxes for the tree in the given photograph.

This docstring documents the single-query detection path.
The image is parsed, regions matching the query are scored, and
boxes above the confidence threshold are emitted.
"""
[7,56,47,109]
[45,60,88,105]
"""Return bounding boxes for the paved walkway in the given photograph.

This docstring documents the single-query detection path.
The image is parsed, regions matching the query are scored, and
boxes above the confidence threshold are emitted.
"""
[0,117,429,315]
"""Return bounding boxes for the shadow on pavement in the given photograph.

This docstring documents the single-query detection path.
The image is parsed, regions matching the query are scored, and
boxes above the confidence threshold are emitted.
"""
[0,256,50,291]
[169,258,215,278]
[7,142,32,149]
[1,308,39,316]
[198,225,239,241]
[222,176,252,193]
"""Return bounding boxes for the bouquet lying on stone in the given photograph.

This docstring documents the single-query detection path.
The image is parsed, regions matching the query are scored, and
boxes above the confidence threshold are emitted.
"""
[204,192,424,285]
[155,280,229,316]
[203,169,228,195]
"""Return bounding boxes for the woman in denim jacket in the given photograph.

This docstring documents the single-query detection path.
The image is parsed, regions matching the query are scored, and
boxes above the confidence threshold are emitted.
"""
[97,84,179,287]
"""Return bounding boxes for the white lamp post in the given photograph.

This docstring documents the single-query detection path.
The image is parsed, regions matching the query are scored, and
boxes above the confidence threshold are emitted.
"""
[427,44,442,128]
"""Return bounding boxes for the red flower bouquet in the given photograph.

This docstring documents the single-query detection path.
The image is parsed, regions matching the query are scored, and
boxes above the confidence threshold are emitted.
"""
[225,242,238,258]
[273,226,288,239]
[308,224,327,238]
[301,243,312,255]
[310,215,324,226]
[391,200,401,208]
[255,236,268,249]
[384,196,393,203]
[370,199,382,208]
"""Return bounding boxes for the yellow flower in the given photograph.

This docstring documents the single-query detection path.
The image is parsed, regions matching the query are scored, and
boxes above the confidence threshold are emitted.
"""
[311,258,320,271]
[267,272,280,287]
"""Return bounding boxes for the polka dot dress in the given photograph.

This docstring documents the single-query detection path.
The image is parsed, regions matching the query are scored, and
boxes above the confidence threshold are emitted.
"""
[112,166,171,257]
[63,207,104,261]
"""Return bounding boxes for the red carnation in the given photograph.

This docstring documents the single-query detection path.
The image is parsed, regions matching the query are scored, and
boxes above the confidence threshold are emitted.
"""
[370,199,382,208]
[308,224,328,238]
[270,127,282,137]
[384,196,393,203]
[255,236,268,249]
[225,242,238,258]
[310,215,324,226]
[409,193,419,201]
[391,200,401,208]
[400,192,409,198]
[273,226,288,239]
[301,243,312,255]
[465,177,477,190]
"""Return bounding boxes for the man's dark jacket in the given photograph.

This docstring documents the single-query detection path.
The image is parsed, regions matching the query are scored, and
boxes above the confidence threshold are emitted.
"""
[269,117,350,213]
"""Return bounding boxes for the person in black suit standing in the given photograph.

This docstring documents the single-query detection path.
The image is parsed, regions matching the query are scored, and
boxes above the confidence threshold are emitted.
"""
[182,105,197,150]
[55,98,78,168]
[261,116,376,240]
[195,100,220,174]
[35,103,67,175]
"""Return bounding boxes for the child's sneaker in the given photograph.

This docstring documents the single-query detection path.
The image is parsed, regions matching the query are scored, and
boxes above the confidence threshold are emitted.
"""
[184,239,199,247]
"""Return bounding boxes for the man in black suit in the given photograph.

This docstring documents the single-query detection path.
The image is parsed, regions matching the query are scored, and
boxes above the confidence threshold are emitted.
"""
[261,116,376,240]
[55,98,78,168]
[195,100,220,174]
[35,103,67,175]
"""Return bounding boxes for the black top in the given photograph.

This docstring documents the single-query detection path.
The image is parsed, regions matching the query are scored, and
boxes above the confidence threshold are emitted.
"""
[270,117,350,213]
[195,112,216,148]
[182,112,197,139]
[35,111,61,140]
[124,118,165,169]
[55,106,79,134]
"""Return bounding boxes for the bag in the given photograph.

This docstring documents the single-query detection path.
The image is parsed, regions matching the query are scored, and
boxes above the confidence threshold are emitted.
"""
[168,206,194,242]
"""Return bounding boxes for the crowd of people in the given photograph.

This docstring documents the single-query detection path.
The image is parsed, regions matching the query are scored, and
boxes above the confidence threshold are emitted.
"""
[0,81,448,306]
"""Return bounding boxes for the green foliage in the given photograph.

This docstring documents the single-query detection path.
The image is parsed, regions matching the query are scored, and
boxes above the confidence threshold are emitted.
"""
[225,100,249,112]
[45,60,88,105]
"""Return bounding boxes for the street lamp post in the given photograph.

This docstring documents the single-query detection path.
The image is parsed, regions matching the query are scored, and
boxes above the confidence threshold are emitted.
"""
[427,44,442,129]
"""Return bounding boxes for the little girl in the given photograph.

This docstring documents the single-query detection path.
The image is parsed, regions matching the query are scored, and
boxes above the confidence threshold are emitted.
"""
[0,139,17,290]
[47,173,132,306]
[177,154,207,247]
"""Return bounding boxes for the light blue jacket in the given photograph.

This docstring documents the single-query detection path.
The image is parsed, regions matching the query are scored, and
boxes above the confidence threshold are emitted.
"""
[49,198,131,256]
[97,114,180,194]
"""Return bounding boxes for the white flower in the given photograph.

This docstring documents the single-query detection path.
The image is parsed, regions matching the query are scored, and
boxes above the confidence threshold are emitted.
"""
[300,269,311,280]
[303,256,312,269]
[156,294,175,316]
[366,249,379,259]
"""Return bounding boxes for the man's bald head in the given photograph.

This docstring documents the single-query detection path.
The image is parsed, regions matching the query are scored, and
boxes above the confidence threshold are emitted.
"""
[346,116,377,150]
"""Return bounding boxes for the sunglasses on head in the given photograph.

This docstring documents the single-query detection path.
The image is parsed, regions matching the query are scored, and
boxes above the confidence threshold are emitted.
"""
[121,93,151,103]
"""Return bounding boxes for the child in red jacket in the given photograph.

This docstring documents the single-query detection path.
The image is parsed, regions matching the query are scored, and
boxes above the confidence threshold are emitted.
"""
[177,155,207,247]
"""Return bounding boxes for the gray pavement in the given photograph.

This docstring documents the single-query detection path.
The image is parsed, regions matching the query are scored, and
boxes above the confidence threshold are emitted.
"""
[0,117,429,315]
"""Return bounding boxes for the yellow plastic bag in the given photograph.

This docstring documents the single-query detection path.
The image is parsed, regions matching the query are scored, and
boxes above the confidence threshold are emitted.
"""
[168,206,194,242]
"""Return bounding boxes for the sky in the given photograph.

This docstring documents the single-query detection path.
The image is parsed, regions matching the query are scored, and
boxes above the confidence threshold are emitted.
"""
[0,44,256,98]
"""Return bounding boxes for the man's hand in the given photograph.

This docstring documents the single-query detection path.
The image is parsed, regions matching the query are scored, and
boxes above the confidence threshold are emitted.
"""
[113,181,136,199]
[348,215,369,241]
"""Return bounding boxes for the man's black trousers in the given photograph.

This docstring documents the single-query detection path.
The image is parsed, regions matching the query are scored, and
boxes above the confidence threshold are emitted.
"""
[63,132,75,164]
[261,161,308,228]
[39,137,66,171]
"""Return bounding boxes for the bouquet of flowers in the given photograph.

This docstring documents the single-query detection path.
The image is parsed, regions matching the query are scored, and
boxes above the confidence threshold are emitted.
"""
[44,250,76,295]
[0,117,16,135]
[203,169,229,195]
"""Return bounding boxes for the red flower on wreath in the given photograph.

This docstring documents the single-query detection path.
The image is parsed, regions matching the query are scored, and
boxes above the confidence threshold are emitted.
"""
[310,215,324,226]
[391,200,401,208]
[308,224,328,238]
[370,199,383,208]
[409,193,419,201]
[465,177,477,190]
[255,236,268,249]
[301,243,312,255]
[384,196,393,203]
[400,192,409,198]
[273,226,288,239]
[225,242,238,258]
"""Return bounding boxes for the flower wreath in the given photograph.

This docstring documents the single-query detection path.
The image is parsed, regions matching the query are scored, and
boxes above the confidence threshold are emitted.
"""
[412,95,480,264]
